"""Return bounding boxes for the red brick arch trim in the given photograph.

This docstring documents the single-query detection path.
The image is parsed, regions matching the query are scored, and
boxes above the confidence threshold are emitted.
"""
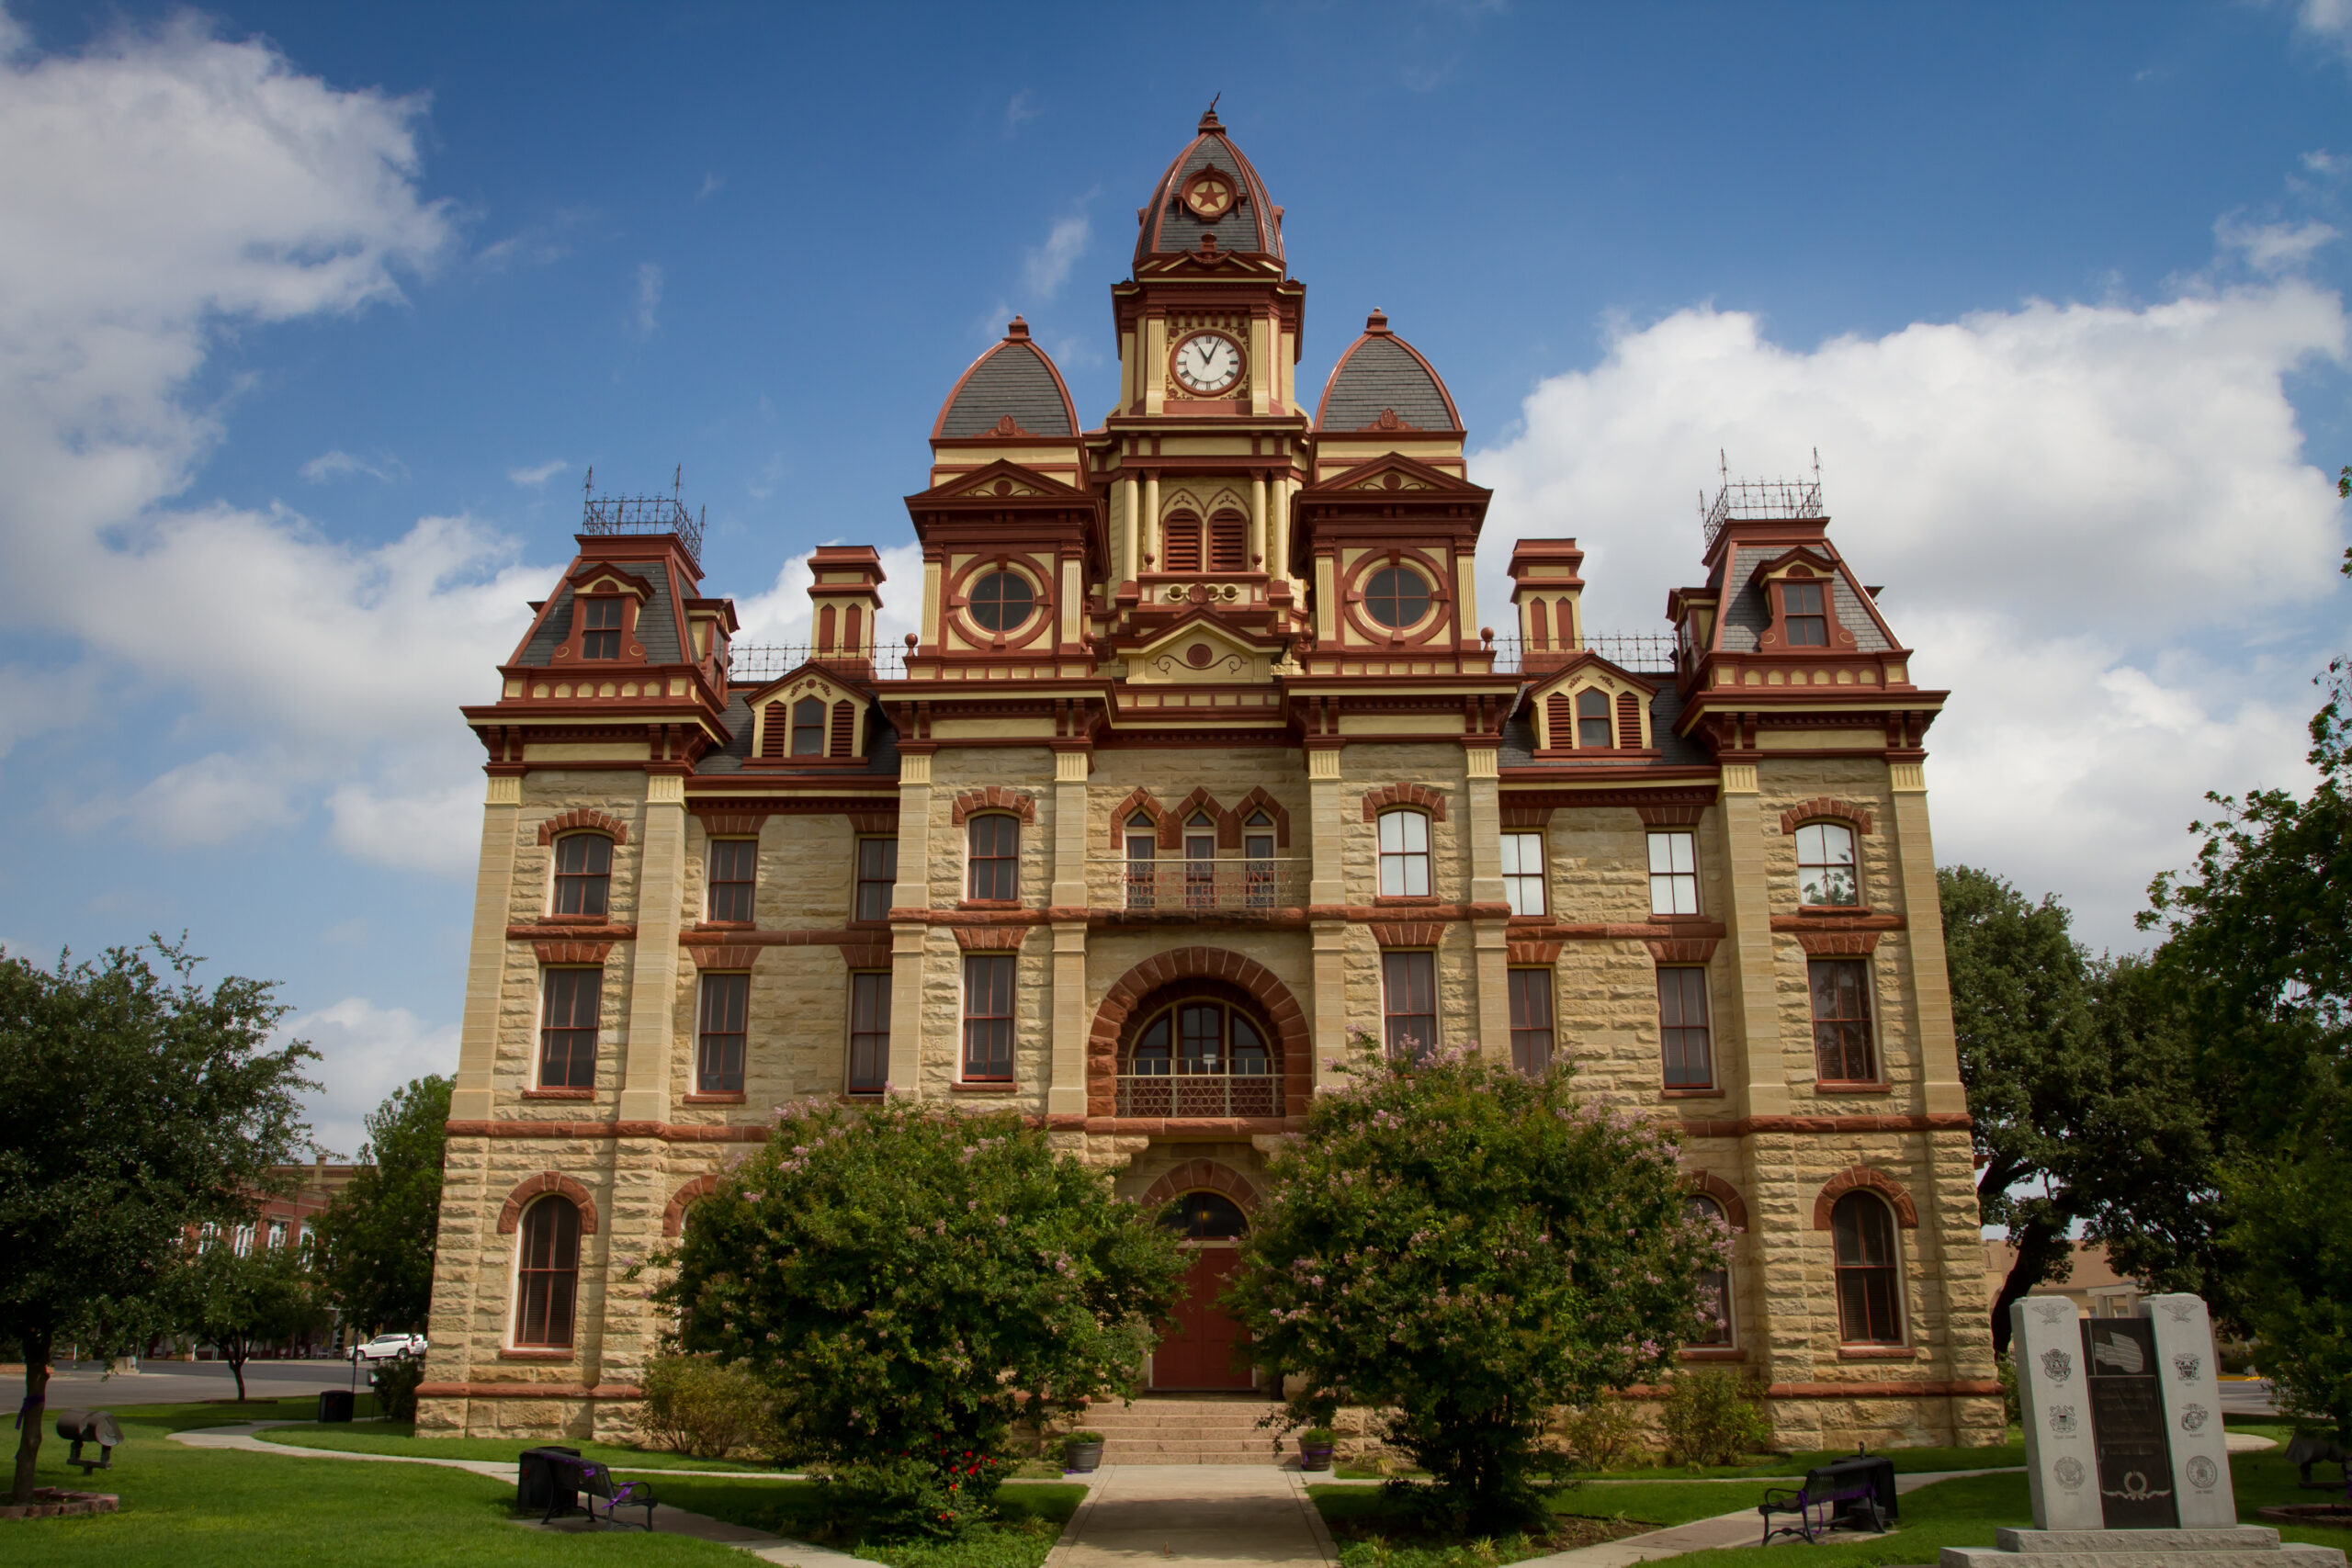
[1639,803,1706,828]
[1231,788,1292,850]
[1507,940,1563,964]
[955,926,1028,951]
[1138,1159,1261,1214]
[1796,931,1880,957]
[1107,788,1168,851]
[1371,921,1445,948]
[496,1172,600,1235]
[662,1174,722,1237]
[1812,1166,1918,1230]
[1087,948,1310,1118]
[539,809,629,846]
[1362,783,1447,823]
[1161,787,1232,851]
[1686,1172,1750,1231]
[1780,798,1874,836]
[951,787,1035,826]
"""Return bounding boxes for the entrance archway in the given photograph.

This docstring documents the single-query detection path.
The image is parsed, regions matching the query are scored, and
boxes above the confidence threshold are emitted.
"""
[1141,1165,1261,1393]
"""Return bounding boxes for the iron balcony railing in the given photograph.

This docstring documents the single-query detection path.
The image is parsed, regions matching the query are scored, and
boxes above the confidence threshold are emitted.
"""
[1115,1071,1282,1118]
[1091,858,1307,913]
[1485,632,1679,675]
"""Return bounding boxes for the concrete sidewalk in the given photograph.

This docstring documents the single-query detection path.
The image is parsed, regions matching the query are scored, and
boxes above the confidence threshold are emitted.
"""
[1046,1464,1334,1568]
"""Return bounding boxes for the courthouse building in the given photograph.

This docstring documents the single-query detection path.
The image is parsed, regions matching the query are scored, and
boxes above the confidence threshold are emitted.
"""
[419,109,1999,1450]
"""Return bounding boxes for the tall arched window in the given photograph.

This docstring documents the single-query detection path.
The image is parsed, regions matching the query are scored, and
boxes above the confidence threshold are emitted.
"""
[1795,821,1860,907]
[1243,810,1275,909]
[514,1197,581,1348]
[1161,1190,1249,1240]
[1576,689,1612,749]
[1377,809,1430,897]
[1183,812,1216,909]
[790,697,826,757]
[967,814,1019,900]
[1686,1194,1733,1346]
[1119,998,1277,1117]
[1125,812,1158,909]
[1831,1190,1903,1345]
[550,833,612,917]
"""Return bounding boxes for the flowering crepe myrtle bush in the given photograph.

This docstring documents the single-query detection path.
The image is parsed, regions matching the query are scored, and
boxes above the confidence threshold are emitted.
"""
[648,1100,1186,1535]
[1225,1038,1724,1524]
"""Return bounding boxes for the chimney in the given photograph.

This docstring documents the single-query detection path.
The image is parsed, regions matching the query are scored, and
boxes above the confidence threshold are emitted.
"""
[1507,538,1585,675]
[807,546,888,679]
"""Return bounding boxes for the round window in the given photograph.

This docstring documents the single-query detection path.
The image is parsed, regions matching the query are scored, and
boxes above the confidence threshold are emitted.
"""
[967,570,1035,633]
[1363,566,1430,629]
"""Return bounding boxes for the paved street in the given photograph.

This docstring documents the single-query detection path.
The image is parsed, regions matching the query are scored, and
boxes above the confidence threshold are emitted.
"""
[30,1357,364,1407]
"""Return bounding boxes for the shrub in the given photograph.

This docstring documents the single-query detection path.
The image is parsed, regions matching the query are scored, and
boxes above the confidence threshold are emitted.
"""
[1555,1399,1643,1472]
[1997,1354,2021,1427]
[650,1101,1186,1536]
[638,1352,781,1459]
[1058,1430,1104,1450]
[1227,1037,1723,1526]
[1657,1367,1771,1468]
[369,1350,425,1423]
[1300,1427,1338,1446]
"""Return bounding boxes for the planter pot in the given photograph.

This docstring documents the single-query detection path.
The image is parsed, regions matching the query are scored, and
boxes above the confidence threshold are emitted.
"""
[1064,1442,1104,1473]
[1299,1444,1334,1472]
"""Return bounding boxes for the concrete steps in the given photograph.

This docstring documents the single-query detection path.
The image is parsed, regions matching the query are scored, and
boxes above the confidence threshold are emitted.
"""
[1078,1399,1292,1465]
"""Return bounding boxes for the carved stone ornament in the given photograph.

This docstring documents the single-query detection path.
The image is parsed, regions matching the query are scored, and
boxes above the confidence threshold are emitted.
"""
[2053,1456,2086,1490]
[2159,1299,2198,1322]
[2187,1455,2220,1490]
[2178,1403,2211,1431]
[2040,1348,2075,1383]
[2048,1404,2080,1437]
[2172,1351,2201,1382]
[2029,1300,2070,1325]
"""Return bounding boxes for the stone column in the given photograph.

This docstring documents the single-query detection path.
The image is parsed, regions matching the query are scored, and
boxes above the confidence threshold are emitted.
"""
[1887,761,1966,1117]
[1120,476,1140,589]
[888,750,935,1099]
[617,773,685,1127]
[1048,747,1091,1118]
[1142,474,1160,570]
[1307,745,1350,1088]
[449,774,522,1123]
[1250,475,1268,572]
[2013,1296,2103,1532]
[1464,749,1511,1063]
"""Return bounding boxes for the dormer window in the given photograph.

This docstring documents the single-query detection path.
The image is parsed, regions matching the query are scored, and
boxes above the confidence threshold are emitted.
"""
[1576,689,1612,749]
[790,698,826,757]
[1782,580,1829,646]
[581,597,623,660]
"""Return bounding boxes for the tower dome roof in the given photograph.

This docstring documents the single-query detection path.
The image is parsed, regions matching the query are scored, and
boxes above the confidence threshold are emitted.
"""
[1314,310,1462,433]
[933,318,1079,440]
[1135,105,1283,265]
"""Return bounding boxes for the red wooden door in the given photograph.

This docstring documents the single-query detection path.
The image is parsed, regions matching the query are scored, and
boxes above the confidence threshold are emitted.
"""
[1154,1248,1254,1390]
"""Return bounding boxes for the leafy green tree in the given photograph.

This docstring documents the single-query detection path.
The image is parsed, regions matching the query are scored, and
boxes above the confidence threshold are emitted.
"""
[2221,1093,2352,1438]
[1224,1040,1720,1528]
[168,1232,329,1401]
[0,938,316,1504]
[1941,864,2096,1351]
[652,1102,1186,1536]
[311,1075,451,1336]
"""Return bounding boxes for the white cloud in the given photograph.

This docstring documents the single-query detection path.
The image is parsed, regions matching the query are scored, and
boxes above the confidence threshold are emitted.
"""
[635,261,662,336]
[326,778,484,875]
[2292,0,2352,59]
[1005,89,1041,130]
[0,17,550,873]
[696,172,723,202]
[1472,283,2347,948]
[283,997,460,1157]
[300,448,403,483]
[507,457,567,488]
[0,662,100,758]
[1024,214,1090,299]
[2215,213,2341,272]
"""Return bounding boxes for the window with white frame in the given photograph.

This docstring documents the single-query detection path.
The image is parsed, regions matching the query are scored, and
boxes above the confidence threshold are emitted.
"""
[1500,830,1546,917]
[1377,810,1430,897]
[1795,821,1860,907]
[1648,830,1699,915]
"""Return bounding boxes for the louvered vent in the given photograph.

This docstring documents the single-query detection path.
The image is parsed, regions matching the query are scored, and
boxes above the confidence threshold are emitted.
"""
[1544,693,1573,750]
[760,702,787,759]
[1209,514,1248,572]
[829,700,855,758]
[1163,517,1202,573]
[1616,692,1643,749]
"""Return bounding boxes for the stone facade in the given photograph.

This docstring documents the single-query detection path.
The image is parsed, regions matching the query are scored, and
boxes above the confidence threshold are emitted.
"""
[419,108,1999,1451]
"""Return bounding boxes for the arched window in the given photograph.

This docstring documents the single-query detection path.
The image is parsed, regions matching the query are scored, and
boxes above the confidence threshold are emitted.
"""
[790,697,826,757]
[1576,689,1612,749]
[1363,565,1430,629]
[967,814,1019,900]
[551,833,612,917]
[1119,998,1277,1117]
[1781,579,1829,646]
[1686,1194,1733,1346]
[1830,1190,1903,1345]
[1243,811,1275,909]
[1795,821,1860,907]
[514,1197,581,1348]
[1377,809,1430,897]
[1161,515,1203,574]
[968,570,1035,632]
[1161,1190,1249,1240]
[1208,512,1249,573]
[1125,813,1157,909]
[1184,811,1216,909]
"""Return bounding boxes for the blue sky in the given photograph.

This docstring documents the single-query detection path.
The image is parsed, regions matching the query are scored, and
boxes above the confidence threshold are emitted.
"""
[0,1,2346,1152]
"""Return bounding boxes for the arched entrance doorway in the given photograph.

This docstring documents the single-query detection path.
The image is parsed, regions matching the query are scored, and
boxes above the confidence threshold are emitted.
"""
[1152,1189,1256,1391]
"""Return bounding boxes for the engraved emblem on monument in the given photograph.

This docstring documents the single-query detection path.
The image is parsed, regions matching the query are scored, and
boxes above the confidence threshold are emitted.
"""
[2172,1351,2200,1382]
[2053,1456,2086,1490]
[2030,1300,2069,1325]
[2158,1300,2197,1324]
[2179,1403,2211,1431]
[2041,1348,2075,1382]
[2187,1455,2219,1490]
[2048,1404,2080,1437]
[2083,1318,2179,1529]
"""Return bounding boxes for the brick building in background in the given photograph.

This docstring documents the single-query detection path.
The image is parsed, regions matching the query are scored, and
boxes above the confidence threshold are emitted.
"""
[418,109,1997,1450]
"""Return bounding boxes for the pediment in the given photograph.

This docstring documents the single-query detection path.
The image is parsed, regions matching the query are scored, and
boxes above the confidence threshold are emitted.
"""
[742,661,871,710]
[1306,451,1488,498]
[912,458,1089,505]
[1747,546,1840,589]
[1524,649,1659,705]
[561,563,658,600]
[1124,617,1279,685]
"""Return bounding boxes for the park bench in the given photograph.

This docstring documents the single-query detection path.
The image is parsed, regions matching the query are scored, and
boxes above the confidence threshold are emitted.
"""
[537,1453,658,1531]
[1758,1452,1895,1545]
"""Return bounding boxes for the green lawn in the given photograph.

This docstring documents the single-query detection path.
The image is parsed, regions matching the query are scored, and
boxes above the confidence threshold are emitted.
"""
[257,1420,777,1473]
[1335,1434,2027,1483]
[1312,1476,1785,1533]
[659,1479,1086,1568]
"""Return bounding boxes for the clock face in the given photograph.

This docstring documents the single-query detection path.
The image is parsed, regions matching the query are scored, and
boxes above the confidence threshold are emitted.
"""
[1172,332,1242,396]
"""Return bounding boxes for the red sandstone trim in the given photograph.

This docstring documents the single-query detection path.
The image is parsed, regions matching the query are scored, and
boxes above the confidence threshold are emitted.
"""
[1679,1112,1973,1137]
[682,1091,746,1105]
[1137,1158,1261,1214]
[417,1382,643,1400]
[538,808,629,846]
[955,926,1029,950]
[1369,921,1445,947]
[1638,802,1708,828]
[532,939,616,965]
[447,1120,772,1143]
[520,1088,594,1101]
[1360,782,1448,822]
[1780,798,1875,836]
[1772,912,1905,932]
[512,923,634,943]
[1687,1171,1750,1230]
[495,1172,600,1235]
[1646,936,1720,964]
[1106,787,1168,850]
[1838,1346,1920,1359]
[689,946,761,970]
[695,812,768,836]
[1506,939,1563,964]
[949,786,1035,826]
[1087,946,1310,1121]
[662,1173,722,1237]
[496,1348,574,1361]
[1813,1166,1921,1229]
[1230,787,1292,849]
[1498,805,1554,828]
[846,811,896,834]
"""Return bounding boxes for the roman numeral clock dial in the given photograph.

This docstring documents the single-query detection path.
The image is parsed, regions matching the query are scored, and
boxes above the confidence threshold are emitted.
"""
[1172,332,1241,396]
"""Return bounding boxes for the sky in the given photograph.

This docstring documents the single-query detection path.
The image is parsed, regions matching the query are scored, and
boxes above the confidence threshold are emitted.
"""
[0,1,2346,1156]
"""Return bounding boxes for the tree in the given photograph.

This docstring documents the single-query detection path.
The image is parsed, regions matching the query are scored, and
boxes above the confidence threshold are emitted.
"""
[2221,1093,2352,1439]
[311,1075,452,1337]
[653,1101,1186,1535]
[1224,1040,1720,1528]
[0,938,316,1504]
[1940,864,2096,1352]
[167,1232,329,1401]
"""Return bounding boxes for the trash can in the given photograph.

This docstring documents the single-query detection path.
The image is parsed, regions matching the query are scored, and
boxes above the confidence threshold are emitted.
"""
[517,1446,583,1515]
[317,1389,355,1423]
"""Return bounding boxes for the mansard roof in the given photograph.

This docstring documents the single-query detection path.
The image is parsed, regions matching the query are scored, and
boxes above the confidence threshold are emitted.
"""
[1314,311,1462,433]
[933,319,1078,440]
[1134,106,1284,265]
